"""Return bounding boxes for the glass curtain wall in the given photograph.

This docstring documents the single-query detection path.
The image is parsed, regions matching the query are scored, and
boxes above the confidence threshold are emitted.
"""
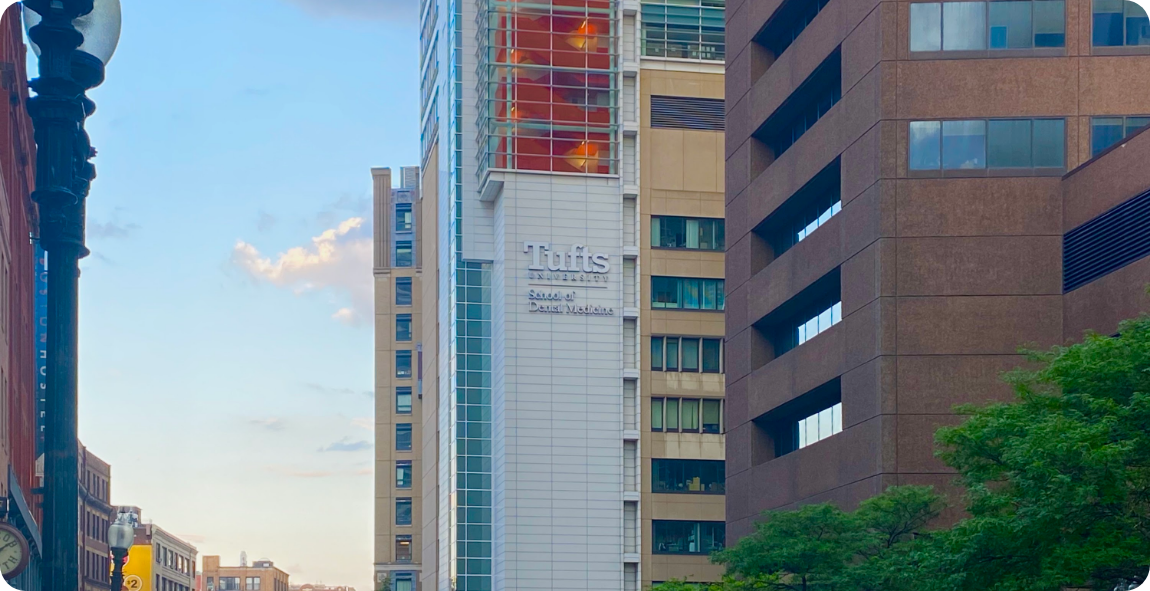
[480,0,620,176]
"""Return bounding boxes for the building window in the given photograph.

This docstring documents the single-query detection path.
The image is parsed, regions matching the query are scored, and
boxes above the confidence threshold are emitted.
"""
[396,386,413,414]
[651,277,725,310]
[702,339,722,374]
[1091,116,1150,156]
[397,460,413,488]
[756,160,842,262]
[246,579,260,591]
[651,397,723,433]
[396,498,413,526]
[394,573,415,591]
[219,579,239,591]
[757,51,841,158]
[910,0,1065,51]
[797,301,842,347]
[207,579,215,591]
[651,217,725,251]
[797,402,843,449]
[909,118,1065,171]
[641,0,725,60]
[396,314,413,342]
[652,336,723,372]
[396,424,413,451]
[395,241,414,267]
[1093,0,1150,46]
[653,459,726,494]
[702,398,721,433]
[653,521,726,555]
[396,351,413,378]
[396,203,413,232]
[395,535,413,562]
[396,277,413,306]
[757,0,832,57]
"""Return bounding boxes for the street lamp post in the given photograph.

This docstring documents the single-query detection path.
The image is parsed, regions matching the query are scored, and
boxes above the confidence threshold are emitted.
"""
[108,513,135,591]
[22,2,121,591]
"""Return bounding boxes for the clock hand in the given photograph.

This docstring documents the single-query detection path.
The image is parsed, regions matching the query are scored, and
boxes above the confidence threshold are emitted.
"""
[0,541,17,551]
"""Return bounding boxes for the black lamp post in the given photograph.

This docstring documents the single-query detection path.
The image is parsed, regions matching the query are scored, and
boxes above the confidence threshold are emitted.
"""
[22,2,120,591]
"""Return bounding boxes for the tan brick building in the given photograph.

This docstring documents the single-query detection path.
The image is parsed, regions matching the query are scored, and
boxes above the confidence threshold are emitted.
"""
[202,556,288,591]
[372,167,423,591]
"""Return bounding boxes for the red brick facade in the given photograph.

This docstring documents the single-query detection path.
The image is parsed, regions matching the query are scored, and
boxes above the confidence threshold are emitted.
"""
[0,2,40,512]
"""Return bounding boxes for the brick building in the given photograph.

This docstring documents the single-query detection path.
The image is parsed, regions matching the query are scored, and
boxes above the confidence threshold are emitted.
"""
[0,3,43,589]
[722,0,1150,540]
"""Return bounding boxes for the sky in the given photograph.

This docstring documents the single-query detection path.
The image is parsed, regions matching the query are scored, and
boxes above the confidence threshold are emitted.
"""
[25,1,418,590]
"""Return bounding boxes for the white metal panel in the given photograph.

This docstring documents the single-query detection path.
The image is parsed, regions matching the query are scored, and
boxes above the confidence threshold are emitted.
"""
[624,380,637,430]
[623,136,637,185]
[624,440,638,492]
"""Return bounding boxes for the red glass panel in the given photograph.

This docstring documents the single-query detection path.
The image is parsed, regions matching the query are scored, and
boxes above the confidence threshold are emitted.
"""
[487,0,617,174]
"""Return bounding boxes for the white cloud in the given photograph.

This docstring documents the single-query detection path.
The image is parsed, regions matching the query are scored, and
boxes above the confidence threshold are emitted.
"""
[232,218,373,326]
[250,418,286,431]
[319,438,372,453]
[351,417,373,431]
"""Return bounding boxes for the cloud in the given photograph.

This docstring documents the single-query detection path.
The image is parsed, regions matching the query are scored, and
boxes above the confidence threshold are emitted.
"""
[351,417,373,431]
[89,218,140,240]
[355,468,373,476]
[177,534,207,544]
[319,438,372,453]
[257,210,277,232]
[250,418,286,431]
[305,383,372,398]
[232,217,373,325]
[267,466,336,479]
[280,0,416,22]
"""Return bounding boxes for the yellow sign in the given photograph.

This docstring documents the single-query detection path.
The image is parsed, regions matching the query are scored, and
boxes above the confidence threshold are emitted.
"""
[118,545,153,591]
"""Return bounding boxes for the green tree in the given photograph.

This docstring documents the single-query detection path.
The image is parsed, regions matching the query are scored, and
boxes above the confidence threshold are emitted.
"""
[651,486,942,591]
[924,315,1150,591]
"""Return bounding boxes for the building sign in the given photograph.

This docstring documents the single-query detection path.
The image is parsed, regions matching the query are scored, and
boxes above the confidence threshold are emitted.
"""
[34,244,47,456]
[524,242,615,316]
[120,544,153,591]
[524,242,610,285]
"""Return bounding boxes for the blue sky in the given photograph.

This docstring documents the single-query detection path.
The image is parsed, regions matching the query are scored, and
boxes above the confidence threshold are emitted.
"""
[30,1,418,589]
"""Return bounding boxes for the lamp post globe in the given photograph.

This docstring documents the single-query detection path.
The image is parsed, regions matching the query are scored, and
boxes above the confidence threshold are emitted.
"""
[23,0,123,65]
[108,515,134,591]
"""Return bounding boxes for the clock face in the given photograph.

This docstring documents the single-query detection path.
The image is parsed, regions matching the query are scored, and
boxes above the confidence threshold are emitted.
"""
[0,523,29,578]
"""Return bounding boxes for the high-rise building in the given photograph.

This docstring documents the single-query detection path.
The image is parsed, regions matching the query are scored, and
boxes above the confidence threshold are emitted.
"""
[723,0,1150,543]
[407,0,728,588]
[202,556,287,591]
[373,166,424,591]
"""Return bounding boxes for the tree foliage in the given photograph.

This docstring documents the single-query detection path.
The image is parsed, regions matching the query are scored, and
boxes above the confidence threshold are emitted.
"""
[924,315,1150,591]
[656,486,943,591]
[654,314,1150,591]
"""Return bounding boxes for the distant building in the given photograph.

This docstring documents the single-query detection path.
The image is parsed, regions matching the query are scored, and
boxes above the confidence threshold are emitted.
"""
[371,166,422,591]
[119,508,198,591]
[80,444,114,591]
[202,556,289,591]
